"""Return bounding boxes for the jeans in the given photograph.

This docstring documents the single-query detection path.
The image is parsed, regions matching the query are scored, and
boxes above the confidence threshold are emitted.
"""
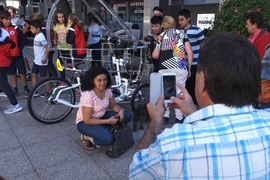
[77,110,132,146]
[0,68,18,105]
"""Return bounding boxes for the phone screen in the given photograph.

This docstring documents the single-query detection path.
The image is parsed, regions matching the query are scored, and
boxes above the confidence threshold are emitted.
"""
[163,75,176,100]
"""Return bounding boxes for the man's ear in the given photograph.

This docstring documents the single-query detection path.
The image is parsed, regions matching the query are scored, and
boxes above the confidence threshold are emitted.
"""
[197,71,206,93]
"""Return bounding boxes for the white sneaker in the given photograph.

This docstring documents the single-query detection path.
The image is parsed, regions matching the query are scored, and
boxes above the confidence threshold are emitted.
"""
[0,92,7,97]
[4,103,23,114]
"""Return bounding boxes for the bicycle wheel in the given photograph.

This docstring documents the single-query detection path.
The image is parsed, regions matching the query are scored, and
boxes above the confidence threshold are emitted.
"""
[130,83,150,112]
[27,77,76,124]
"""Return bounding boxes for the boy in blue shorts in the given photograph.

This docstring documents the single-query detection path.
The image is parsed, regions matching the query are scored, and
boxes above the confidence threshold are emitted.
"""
[29,20,50,96]
[0,10,30,97]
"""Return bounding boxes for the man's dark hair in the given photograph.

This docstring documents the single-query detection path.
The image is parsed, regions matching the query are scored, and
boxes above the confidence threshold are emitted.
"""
[0,5,4,11]
[30,19,42,29]
[153,6,163,13]
[197,32,261,107]
[0,10,11,19]
[150,15,163,25]
[246,12,265,29]
[177,9,191,23]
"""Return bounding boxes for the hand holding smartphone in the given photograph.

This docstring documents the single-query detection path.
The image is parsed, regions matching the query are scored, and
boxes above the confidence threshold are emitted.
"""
[150,72,177,104]
[162,73,177,103]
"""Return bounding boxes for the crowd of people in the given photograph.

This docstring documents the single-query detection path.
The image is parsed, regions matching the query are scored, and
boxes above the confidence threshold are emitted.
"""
[1,3,270,179]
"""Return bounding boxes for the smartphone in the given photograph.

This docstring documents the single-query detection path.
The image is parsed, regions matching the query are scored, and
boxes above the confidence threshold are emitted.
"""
[150,72,162,104]
[162,73,177,103]
[114,115,120,120]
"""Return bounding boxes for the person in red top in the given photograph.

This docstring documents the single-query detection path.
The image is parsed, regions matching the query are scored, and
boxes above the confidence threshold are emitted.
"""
[66,13,86,64]
[0,27,23,114]
[246,12,270,59]
[0,10,30,97]
[246,12,270,109]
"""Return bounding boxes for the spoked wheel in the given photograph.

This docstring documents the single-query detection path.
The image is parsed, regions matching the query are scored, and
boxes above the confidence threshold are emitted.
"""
[130,83,150,112]
[27,77,76,124]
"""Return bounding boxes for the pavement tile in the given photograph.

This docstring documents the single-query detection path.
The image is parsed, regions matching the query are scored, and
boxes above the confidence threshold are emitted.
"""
[91,144,136,180]
[0,112,11,131]
[10,172,40,180]
[36,157,111,180]
[12,123,69,146]
[23,136,87,170]
[0,129,21,151]
[0,148,35,179]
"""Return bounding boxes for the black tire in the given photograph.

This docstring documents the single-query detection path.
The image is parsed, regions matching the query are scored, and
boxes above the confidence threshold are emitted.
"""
[130,83,150,112]
[27,77,76,124]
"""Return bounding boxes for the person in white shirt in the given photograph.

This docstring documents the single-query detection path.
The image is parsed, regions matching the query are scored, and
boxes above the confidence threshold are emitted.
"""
[29,20,50,95]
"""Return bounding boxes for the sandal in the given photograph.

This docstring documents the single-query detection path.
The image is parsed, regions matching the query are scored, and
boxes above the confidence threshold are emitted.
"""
[80,134,96,150]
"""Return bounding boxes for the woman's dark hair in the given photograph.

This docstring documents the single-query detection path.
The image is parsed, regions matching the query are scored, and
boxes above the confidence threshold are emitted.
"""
[81,66,112,91]
[87,12,101,26]
[246,12,265,29]
[197,32,261,107]
[53,10,68,27]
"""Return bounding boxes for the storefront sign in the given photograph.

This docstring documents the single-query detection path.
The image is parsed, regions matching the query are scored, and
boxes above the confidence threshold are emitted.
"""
[197,14,215,30]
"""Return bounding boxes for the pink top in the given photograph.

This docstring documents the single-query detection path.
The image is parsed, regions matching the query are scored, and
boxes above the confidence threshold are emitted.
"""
[75,89,113,124]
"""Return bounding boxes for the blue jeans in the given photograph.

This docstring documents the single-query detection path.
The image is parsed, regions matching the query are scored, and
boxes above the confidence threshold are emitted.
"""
[77,110,132,146]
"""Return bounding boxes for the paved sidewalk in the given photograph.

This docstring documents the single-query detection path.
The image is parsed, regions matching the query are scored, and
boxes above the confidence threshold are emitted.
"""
[0,47,175,179]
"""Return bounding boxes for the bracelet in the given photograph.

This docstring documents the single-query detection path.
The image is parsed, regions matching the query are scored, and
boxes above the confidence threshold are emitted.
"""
[119,108,124,112]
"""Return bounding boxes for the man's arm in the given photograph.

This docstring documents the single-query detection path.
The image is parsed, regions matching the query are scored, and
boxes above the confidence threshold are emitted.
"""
[134,95,165,153]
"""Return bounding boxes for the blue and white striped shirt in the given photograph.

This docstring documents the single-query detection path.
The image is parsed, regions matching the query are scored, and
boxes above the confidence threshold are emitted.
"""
[179,25,205,65]
[129,104,270,179]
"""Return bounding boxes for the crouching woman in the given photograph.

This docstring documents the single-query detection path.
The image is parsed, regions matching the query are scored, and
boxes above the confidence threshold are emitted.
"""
[76,66,132,150]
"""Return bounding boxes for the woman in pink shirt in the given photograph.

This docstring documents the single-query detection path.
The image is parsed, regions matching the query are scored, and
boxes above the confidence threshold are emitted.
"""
[76,66,132,150]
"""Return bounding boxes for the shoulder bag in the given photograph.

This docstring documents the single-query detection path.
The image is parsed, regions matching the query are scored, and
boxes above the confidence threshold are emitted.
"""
[106,122,134,158]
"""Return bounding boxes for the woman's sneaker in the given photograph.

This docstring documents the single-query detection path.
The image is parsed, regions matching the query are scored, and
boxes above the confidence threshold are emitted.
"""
[4,103,23,114]
[0,92,7,97]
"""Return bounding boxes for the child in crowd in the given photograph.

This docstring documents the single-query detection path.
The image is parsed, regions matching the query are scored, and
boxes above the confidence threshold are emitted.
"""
[87,12,109,66]
[7,6,31,80]
[66,13,86,63]
[33,13,58,77]
[53,10,70,79]
[29,20,50,96]
[0,27,22,114]
[0,10,30,97]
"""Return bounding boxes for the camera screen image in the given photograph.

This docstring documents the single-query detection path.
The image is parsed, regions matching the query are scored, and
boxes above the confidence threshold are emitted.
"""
[163,75,176,100]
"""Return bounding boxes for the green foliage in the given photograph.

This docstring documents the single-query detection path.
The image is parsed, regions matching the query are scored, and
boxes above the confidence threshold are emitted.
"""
[207,0,270,37]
